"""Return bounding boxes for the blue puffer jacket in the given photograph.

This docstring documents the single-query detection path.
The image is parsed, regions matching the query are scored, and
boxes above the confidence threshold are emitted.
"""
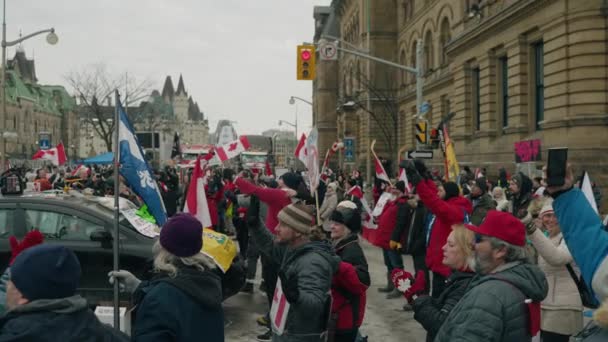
[132,264,224,342]
[553,188,608,303]
[0,295,129,341]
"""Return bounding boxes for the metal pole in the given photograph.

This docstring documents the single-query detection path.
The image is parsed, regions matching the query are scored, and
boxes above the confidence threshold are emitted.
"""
[112,90,121,331]
[1,0,6,172]
[365,0,371,187]
[416,39,424,118]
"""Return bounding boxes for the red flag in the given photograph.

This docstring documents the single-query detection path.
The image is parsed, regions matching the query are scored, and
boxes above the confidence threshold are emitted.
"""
[32,143,67,166]
[215,136,250,162]
[184,157,212,228]
[373,155,390,184]
[265,161,273,177]
[294,133,307,165]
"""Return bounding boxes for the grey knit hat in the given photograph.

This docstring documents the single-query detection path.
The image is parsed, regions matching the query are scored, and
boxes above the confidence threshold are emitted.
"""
[277,203,315,235]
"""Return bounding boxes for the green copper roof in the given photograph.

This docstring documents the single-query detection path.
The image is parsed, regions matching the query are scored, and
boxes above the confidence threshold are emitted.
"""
[4,70,75,116]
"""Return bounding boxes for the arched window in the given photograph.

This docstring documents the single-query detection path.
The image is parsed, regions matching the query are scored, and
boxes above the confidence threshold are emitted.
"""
[410,41,417,84]
[399,49,407,86]
[356,60,362,91]
[348,65,354,96]
[440,18,451,66]
[424,31,434,73]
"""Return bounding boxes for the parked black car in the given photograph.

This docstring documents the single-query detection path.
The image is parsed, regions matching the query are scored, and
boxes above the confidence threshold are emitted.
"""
[0,193,244,306]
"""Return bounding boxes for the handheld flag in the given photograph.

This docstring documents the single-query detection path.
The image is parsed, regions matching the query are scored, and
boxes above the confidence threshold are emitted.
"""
[305,128,320,194]
[370,140,390,184]
[32,142,67,166]
[294,133,307,165]
[579,171,599,214]
[117,99,168,226]
[215,136,250,162]
[171,132,182,159]
[184,156,213,228]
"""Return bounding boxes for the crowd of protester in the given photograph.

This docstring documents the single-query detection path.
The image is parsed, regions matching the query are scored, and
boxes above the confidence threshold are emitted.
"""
[0,156,606,342]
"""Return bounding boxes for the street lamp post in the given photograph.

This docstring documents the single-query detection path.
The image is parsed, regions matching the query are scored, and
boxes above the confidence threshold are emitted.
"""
[1,0,57,171]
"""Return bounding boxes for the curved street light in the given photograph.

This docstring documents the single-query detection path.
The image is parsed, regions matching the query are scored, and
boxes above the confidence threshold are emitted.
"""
[289,96,312,106]
[1,0,58,170]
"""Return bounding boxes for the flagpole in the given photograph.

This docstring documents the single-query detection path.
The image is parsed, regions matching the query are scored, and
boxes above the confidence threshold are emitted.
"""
[112,90,121,331]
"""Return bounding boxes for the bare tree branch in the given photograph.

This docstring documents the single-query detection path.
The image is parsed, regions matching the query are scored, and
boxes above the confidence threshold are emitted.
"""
[64,63,152,152]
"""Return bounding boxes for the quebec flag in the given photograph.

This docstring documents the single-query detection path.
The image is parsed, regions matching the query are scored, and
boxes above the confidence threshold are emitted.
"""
[117,99,168,226]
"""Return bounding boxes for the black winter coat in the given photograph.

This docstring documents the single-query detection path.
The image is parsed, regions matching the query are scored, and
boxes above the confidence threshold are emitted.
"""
[334,234,370,287]
[0,295,129,342]
[394,201,427,256]
[412,271,474,342]
[132,264,224,342]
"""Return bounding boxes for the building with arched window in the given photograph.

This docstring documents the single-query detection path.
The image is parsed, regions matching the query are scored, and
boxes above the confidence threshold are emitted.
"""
[312,0,608,209]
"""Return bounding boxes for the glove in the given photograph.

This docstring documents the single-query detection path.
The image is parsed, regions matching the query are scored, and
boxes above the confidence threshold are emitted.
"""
[413,160,429,179]
[402,160,423,185]
[391,268,414,293]
[279,271,299,304]
[389,240,402,251]
[404,271,428,304]
[108,270,141,294]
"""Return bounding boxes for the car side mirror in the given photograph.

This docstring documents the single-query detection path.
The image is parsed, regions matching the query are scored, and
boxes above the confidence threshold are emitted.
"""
[90,229,112,244]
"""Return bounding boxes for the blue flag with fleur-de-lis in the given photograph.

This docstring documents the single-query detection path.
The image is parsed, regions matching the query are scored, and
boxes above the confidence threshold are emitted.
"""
[117,98,167,225]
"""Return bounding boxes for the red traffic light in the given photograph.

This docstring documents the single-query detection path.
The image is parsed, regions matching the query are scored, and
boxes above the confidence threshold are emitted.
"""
[301,50,312,61]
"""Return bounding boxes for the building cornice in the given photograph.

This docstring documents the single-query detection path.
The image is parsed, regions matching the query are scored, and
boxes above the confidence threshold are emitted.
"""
[445,0,557,56]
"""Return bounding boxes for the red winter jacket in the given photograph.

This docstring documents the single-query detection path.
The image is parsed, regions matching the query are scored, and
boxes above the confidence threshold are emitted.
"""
[234,177,291,234]
[331,261,368,330]
[205,184,223,227]
[374,196,409,250]
[416,179,472,277]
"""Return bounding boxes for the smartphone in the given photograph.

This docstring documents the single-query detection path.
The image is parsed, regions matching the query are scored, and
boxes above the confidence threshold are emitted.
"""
[546,148,568,187]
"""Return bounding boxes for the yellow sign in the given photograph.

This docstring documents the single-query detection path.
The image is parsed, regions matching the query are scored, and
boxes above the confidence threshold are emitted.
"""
[201,228,237,273]
[416,121,427,144]
[297,45,316,80]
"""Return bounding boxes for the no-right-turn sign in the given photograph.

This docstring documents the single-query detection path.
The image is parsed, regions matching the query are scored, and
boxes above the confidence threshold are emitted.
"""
[319,41,338,61]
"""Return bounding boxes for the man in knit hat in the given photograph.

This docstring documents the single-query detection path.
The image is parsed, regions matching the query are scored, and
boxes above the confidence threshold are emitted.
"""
[434,211,548,341]
[468,177,497,225]
[0,244,128,341]
[249,202,340,341]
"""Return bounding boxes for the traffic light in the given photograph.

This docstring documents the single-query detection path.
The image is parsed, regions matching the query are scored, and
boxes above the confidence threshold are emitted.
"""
[416,121,427,144]
[430,128,440,149]
[297,45,316,80]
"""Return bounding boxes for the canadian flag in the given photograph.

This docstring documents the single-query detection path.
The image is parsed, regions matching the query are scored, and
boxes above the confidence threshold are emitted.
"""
[373,154,390,184]
[184,156,212,228]
[398,167,412,193]
[32,143,67,166]
[294,133,307,165]
[269,277,291,336]
[215,136,250,162]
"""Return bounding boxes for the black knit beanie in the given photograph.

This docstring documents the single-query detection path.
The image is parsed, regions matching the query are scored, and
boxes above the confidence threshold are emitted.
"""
[442,181,460,200]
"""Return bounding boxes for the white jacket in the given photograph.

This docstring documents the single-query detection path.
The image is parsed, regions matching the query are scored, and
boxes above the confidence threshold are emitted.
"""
[528,230,583,311]
[319,191,337,232]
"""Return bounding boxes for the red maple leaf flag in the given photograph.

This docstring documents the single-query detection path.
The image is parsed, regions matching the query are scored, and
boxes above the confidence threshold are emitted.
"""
[32,142,67,166]
[374,154,390,184]
[215,136,251,162]
[294,133,307,165]
[183,157,213,228]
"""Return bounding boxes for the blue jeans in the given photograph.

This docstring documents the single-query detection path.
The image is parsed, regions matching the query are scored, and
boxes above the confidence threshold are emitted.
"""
[382,248,404,271]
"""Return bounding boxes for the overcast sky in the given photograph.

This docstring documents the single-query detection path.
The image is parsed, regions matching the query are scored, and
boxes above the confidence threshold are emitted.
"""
[8,0,331,136]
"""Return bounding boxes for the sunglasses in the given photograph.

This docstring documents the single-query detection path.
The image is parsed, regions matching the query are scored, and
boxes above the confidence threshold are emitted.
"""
[474,233,486,244]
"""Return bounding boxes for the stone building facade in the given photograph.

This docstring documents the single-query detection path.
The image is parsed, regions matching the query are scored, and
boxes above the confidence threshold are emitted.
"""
[3,49,78,161]
[78,74,210,163]
[313,0,608,209]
